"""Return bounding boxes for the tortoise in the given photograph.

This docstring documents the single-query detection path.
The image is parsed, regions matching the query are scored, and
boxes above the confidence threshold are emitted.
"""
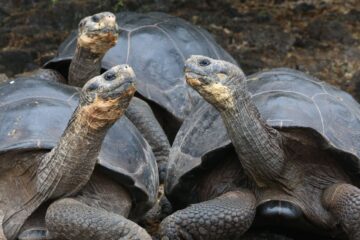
[19,11,119,85]
[12,11,170,182]
[160,56,360,240]
[44,11,237,139]
[0,65,158,240]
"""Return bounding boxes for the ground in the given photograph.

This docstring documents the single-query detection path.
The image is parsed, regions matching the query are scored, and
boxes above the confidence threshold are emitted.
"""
[0,0,358,239]
[0,0,359,99]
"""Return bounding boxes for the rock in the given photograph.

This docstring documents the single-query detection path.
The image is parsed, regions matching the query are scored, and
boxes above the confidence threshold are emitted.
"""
[236,50,266,75]
[345,9,360,22]
[294,3,315,14]
[307,18,356,45]
[244,24,295,54]
[0,26,10,47]
[352,71,360,102]
[0,73,8,84]
[0,50,35,76]
[0,8,9,21]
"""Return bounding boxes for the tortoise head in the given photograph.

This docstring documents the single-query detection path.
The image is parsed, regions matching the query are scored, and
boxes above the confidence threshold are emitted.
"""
[184,55,245,110]
[80,65,136,128]
[78,12,119,54]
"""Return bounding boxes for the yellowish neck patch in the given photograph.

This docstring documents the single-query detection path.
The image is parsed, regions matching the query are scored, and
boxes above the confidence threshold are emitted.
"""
[186,77,202,86]
[186,75,235,109]
[80,96,125,129]
[203,83,235,109]
[78,32,117,54]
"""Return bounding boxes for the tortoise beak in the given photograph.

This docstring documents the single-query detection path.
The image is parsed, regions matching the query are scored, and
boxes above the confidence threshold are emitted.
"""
[184,70,203,87]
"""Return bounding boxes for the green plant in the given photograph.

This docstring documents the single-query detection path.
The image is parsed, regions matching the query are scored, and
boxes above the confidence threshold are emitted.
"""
[114,0,125,11]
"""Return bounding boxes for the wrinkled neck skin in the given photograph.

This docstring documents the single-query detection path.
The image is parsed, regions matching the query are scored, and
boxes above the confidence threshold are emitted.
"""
[216,77,286,188]
[36,104,116,200]
[68,45,103,87]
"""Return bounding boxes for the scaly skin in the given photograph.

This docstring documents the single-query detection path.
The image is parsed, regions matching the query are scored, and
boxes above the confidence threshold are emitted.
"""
[68,12,118,87]
[35,65,136,239]
[18,169,148,240]
[125,97,170,182]
[0,65,136,239]
[160,190,256,240]
[66,13,170,183]
[36,65,136,199]
[68,46,102,87]
[323,183,360,240]
[46,198,152,240]
[181,56,359,239]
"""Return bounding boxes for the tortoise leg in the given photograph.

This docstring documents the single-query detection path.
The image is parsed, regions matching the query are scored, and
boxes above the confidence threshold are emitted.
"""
[323,183,360,240]
[139,186,173,236]
[159,189,256,240]
[125,97,170,182]
[45,198,152,240]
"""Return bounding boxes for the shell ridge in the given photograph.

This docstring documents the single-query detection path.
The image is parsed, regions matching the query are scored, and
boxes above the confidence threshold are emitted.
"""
[155,25,186,61]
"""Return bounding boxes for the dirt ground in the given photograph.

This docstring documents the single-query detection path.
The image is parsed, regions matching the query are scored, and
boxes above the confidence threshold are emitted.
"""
[0,0,359,239]
[0,0,359,100]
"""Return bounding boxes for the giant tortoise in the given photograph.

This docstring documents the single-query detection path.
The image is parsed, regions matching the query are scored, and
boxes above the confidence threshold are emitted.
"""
[45,11,237,139]
[0,66,158,240]
[161,56,360,240]
[13,11,170,182]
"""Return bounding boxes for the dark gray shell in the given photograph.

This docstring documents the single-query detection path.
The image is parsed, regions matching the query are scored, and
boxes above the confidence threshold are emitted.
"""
[0,77,158,217]
[44,11,237,122]
[166,68,360,198]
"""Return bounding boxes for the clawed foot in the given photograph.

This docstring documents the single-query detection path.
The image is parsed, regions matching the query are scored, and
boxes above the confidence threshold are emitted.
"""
[159,190,256,240]
[323,183,360,240]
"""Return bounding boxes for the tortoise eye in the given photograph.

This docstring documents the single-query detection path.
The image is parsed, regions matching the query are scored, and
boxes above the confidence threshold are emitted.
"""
[92,15,100,23]
[104,72,116,81]
[199,59,211,67]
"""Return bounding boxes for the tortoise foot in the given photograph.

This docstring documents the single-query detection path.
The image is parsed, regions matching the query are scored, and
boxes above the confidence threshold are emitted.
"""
[323,183,360,240]
[159,190,256,240]
[46,198,152,240]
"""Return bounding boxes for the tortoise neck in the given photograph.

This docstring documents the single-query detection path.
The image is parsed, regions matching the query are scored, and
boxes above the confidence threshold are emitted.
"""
[36,105,114,199]
[68,45,103,87]
[218,83,285,187]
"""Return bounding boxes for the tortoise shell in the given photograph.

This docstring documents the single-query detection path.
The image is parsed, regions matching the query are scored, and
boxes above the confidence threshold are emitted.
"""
[166,68,360,203]
[45,11,237,123]
[0,77,158,217]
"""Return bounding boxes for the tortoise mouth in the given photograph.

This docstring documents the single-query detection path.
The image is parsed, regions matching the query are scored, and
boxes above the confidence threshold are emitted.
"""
[184,69,208,87]
[100,79,136,100]
[86,26,119,36]
[78,29,119,54]
[82,28,119,43]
